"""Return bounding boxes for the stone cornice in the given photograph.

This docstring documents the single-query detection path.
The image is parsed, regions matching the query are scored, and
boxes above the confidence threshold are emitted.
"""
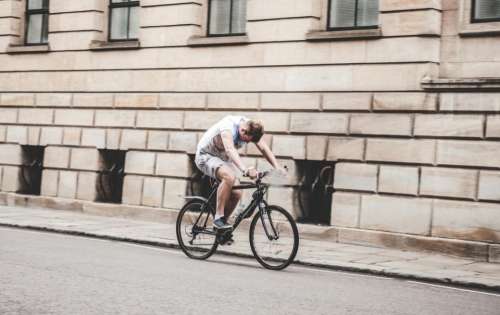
[421,78,500,91]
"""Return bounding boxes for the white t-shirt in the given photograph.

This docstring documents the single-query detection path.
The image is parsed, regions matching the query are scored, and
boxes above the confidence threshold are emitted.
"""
[196,115,249,159]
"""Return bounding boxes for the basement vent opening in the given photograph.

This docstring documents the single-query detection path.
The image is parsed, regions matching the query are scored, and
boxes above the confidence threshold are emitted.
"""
[97,150,125,203]
[19,145,45,196]
[187,154,217,208]
[296,160,335,225]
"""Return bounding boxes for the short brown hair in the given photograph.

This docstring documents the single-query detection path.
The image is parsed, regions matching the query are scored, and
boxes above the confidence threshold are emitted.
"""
[247,120,264,143]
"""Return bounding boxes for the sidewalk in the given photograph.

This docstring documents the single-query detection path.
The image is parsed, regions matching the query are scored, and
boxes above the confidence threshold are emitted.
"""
[0,204,499,291]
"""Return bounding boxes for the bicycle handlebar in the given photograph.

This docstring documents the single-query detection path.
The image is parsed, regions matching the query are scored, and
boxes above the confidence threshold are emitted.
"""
[241,171,267,180]
[242,165,288,181]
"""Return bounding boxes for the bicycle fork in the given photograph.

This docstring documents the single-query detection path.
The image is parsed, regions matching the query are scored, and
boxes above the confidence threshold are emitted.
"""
[259,203,279,241]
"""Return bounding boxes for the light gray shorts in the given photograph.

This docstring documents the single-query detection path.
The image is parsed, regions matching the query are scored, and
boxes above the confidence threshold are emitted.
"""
[195,152,238,179]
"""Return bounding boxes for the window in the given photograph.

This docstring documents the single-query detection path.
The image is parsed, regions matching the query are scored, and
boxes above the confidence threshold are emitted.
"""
[328,0,379,30]
[25,0,49,45]
[472,0,500,23]
[208,0,247,36]
[109,0,140,41]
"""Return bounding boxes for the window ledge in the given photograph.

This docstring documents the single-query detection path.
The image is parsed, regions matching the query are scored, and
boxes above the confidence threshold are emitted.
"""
[6,44,50,54]
[187,35,249,47]
[306,28,382,41]
[459,29,500,37]
[89,40,140,51]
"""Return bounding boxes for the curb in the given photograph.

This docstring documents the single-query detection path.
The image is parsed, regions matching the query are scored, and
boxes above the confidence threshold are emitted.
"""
[1,222,499,293]
[0,192,492,262]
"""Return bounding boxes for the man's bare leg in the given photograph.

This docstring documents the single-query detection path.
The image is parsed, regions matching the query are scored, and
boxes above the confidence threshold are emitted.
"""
[215,166,236,222]
[224,190,242,218]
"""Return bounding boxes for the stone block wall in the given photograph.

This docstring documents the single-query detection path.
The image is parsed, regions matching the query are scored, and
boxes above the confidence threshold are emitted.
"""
[121,151,192,209]
[332,162,500,243]
[0,144,23,192]
[0,0,499,249]
[441,0,500,77]
[0,93,499,243]
[0,165,22,192]
[0,0,23,50]
[40,146,102,201]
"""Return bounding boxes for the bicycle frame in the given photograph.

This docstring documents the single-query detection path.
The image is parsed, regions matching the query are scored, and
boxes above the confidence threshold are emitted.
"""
[178,169,299,270]
[189,176,278,240]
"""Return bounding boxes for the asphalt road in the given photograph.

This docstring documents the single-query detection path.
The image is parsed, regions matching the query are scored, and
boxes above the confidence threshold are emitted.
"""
[0,227,499,315]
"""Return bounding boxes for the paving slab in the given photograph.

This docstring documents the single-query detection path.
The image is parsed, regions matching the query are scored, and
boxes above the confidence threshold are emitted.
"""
[0,205,499,292]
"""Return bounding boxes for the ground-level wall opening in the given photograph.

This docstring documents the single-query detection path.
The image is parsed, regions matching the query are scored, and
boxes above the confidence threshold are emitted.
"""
[296,161,335,225]
[97,150,126,203]
[19,145,45,196]
[187,155,217,209]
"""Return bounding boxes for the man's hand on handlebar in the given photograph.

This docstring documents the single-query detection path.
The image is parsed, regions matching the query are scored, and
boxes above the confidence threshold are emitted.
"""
[243,167,258,180]
[243,165,287,181]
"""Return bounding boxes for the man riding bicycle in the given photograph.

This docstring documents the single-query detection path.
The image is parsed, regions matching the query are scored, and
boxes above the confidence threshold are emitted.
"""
[195,115,284,231]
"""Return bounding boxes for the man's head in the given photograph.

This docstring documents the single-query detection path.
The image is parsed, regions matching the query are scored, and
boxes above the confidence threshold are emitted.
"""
[240,120,264,143]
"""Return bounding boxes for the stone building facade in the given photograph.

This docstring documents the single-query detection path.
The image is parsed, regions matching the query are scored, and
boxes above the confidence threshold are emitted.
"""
[0,0,499,261]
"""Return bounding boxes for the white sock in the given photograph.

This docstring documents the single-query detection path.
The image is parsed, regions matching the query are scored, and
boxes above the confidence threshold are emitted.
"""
[214,213,224,221]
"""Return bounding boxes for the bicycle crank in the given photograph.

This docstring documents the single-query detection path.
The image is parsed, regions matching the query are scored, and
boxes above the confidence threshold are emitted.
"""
[216,229,233,245]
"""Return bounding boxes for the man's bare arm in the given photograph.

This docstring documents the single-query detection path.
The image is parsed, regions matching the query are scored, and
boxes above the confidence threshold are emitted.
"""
[220,130,247,172]
[256,139,280,169]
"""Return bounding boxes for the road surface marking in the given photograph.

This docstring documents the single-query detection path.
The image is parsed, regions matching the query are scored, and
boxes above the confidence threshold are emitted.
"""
[406,281,500,296]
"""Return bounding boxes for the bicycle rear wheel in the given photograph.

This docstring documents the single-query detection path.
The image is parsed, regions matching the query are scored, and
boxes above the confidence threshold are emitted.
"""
[176,201,218,260]
[249,205,299,270]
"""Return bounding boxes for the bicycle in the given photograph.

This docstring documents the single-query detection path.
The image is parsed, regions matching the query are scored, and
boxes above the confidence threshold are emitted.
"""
[176,170,299,270]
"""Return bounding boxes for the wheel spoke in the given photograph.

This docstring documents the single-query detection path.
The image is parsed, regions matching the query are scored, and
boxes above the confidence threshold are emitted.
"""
[250,206,299,270]
[176,201,218,260]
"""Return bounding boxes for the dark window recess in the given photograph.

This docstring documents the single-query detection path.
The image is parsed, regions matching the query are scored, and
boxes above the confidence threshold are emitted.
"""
[296,161,335,225]
[328,0,379,30]
[208,0,247,36]
[472,0,500,23]
[97,150,125,203]
[25,0,49,45]
[187,155,217,209]
[20,145,45,195]
[109,0,140,41]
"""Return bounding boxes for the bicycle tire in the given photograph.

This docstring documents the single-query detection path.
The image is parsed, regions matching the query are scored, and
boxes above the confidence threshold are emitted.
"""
[176,200,218,260]
[249,205,299,270]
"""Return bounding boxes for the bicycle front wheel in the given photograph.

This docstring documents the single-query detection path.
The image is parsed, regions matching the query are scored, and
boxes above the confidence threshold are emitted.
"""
[249,205,299,270]
[176,201,218,260]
